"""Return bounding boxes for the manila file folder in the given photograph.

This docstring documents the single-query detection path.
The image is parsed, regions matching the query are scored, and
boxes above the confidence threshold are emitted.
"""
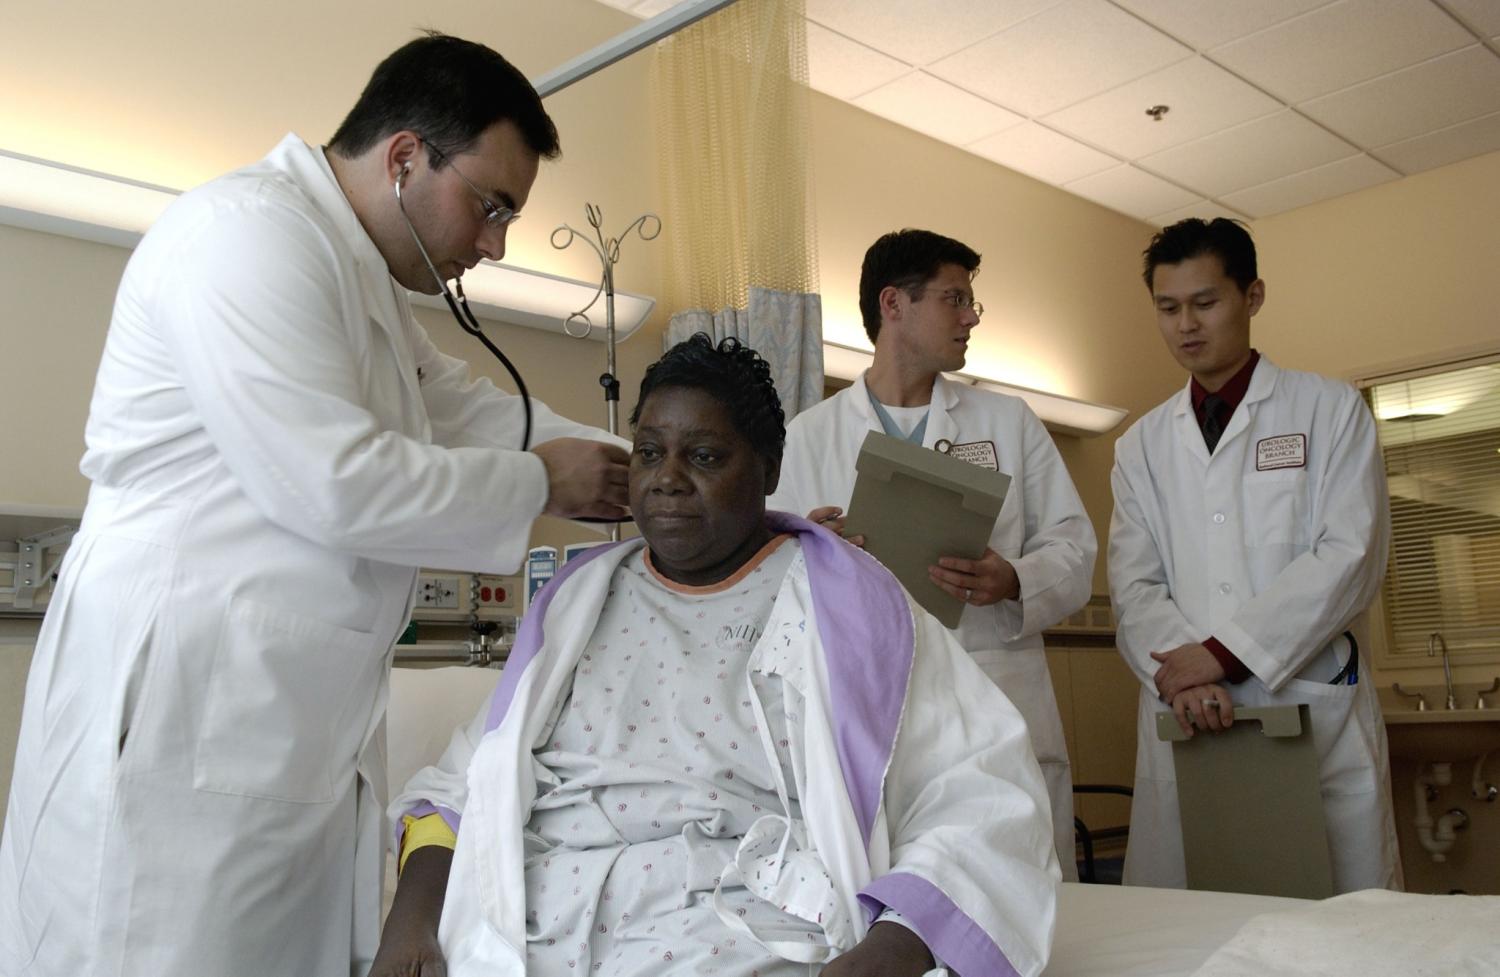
[842,431,1010,628]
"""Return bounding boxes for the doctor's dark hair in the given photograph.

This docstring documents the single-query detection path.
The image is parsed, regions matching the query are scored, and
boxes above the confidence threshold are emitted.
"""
[859,228,981,344]
[328,32,560,165]
[1142,218,1258,294]
[630,334,786,465]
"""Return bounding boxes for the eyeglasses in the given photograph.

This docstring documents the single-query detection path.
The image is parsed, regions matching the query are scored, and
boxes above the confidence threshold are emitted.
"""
[422,140,520,230]
[911,287,983,318]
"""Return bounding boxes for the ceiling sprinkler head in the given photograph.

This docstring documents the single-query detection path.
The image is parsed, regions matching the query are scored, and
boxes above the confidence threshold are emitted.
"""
[1146,104,1170,121]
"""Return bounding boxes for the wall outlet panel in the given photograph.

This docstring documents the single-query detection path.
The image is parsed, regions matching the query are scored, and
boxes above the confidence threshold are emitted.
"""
[415,573,462,610]
[409,571,523,623]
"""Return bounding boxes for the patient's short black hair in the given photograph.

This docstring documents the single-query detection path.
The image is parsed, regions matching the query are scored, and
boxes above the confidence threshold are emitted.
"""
[631,334,785,465]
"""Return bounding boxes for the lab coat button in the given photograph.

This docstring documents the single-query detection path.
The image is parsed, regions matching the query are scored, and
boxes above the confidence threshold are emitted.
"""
[1218,583,1232,595]
[1213,512,1226,524]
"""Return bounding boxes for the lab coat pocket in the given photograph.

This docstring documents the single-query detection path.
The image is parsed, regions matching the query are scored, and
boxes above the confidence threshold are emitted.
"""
[1243,470,1308,546]
[194,596,378,804]
[1284,678,1377,796]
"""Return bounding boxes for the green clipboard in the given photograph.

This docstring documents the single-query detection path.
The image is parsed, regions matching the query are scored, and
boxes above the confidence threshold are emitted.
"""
[1158,702,1334,899]
[842,431,1010,628]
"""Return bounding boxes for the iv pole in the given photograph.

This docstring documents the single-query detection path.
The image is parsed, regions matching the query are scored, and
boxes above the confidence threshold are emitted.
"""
[551,206,661,539]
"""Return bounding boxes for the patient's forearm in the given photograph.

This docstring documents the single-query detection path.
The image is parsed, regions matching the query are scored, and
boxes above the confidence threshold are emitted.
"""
[822,920,936,976]
[370,847,452,977]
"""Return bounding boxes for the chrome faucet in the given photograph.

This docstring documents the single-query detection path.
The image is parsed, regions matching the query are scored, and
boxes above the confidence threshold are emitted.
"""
[1428,632,1458,711]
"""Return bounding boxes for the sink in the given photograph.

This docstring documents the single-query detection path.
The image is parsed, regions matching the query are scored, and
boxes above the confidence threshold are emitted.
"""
[1384,713,1500,761]
[1380,683,1500,761]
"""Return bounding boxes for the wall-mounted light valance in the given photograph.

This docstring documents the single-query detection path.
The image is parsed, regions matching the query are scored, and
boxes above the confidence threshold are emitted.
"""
[0,149,653,341]
[824,341,1128,437]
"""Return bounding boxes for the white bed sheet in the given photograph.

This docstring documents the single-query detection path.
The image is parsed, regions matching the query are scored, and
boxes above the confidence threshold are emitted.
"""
[1044,882,1307,977]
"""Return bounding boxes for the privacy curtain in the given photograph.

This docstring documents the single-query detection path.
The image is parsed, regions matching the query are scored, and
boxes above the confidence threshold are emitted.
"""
[654,0,823,418]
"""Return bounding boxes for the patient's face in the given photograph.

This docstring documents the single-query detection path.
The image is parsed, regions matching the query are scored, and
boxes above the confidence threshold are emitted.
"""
[630,386,774,586]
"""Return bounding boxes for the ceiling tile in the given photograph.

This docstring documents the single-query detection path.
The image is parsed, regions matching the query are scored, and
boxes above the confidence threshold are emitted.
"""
[1140,110,1357,196]
[1044,57,1281,159]
[591,0,637,10]
[1220,154,1399,217]
[805,22,911,100]
[967,122,1120,184]
[1063,164,1199,220]
[928,0,1191,117]
[1436,0,1500,37]
[629,0,679,15]
[1211,0,1475,102]
[1112,0,1335,50]
[1374,110,1500,174]
[804,0,1059,67]
[1301,45,1500,147]
[853,72,1026,146]
[1148,200,1253,226]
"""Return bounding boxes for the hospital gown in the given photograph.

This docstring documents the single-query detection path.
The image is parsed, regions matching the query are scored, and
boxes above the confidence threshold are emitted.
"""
[522,536,832,975]
[394,516,1060,977]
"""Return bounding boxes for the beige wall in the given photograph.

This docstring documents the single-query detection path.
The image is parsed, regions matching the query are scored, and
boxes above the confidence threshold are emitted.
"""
[1253,149,1500,383]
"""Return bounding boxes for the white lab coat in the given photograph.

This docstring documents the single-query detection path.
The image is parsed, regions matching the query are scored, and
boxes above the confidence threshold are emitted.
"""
[392,522,1060,977]
[769,374,1096,880]
[1108,356,1400,892]
[0,134,622,977]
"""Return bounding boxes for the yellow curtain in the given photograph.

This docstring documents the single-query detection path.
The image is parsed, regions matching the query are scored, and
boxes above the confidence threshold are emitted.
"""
[653,0,818,314]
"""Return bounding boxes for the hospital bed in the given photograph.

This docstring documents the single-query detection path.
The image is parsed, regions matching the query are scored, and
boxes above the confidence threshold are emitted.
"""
[384,667,1500,977]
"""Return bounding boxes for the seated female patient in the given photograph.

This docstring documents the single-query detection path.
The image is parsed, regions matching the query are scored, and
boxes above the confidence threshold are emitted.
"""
[373,334,1059,977]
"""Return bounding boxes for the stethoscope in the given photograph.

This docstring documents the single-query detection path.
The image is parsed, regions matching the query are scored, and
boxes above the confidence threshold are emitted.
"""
[394,163,532,451]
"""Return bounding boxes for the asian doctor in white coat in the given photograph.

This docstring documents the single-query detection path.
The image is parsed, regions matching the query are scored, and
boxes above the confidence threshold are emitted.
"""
[0,34,630,977]
[1108,217,1399,892]
[770,229,1096,880]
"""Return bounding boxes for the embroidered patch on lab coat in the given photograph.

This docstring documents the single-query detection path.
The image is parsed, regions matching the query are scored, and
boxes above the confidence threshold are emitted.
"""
[935,439,1000,470]
[1256,434,1307,470]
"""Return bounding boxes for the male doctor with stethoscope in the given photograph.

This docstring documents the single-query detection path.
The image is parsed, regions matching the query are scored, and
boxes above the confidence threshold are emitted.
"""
[1109,217,1399,892]
[0,34,629,977]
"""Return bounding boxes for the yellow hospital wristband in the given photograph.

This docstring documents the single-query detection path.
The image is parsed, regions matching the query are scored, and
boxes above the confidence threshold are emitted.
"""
[399,813,457,875]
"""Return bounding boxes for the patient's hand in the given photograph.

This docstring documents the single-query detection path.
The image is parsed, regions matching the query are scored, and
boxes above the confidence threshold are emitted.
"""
[823,921,936,976]
[369,928,444,977]
[371,847,452,977]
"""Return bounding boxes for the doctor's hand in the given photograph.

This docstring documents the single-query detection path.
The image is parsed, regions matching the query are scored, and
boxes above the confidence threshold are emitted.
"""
[1151,643,1226,702]
[534,438,631,521]
[1168,683,1234,737]
[822,921,936,977]
[805,506,866,548]
[929,548,1019,608]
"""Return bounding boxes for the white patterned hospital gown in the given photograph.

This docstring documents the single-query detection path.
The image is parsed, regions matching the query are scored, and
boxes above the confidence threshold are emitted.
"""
[522,534,839,976]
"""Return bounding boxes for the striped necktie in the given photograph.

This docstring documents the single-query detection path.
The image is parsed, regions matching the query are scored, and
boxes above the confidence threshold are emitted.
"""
[1200,393,1227,453]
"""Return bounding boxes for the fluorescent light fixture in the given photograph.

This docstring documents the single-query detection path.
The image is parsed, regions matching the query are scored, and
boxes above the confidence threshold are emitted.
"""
[823,342,1128,437]
[1370,365,1498,422]
[0,149,177,248]
[408,264,654,342]
[0,148,652,341]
